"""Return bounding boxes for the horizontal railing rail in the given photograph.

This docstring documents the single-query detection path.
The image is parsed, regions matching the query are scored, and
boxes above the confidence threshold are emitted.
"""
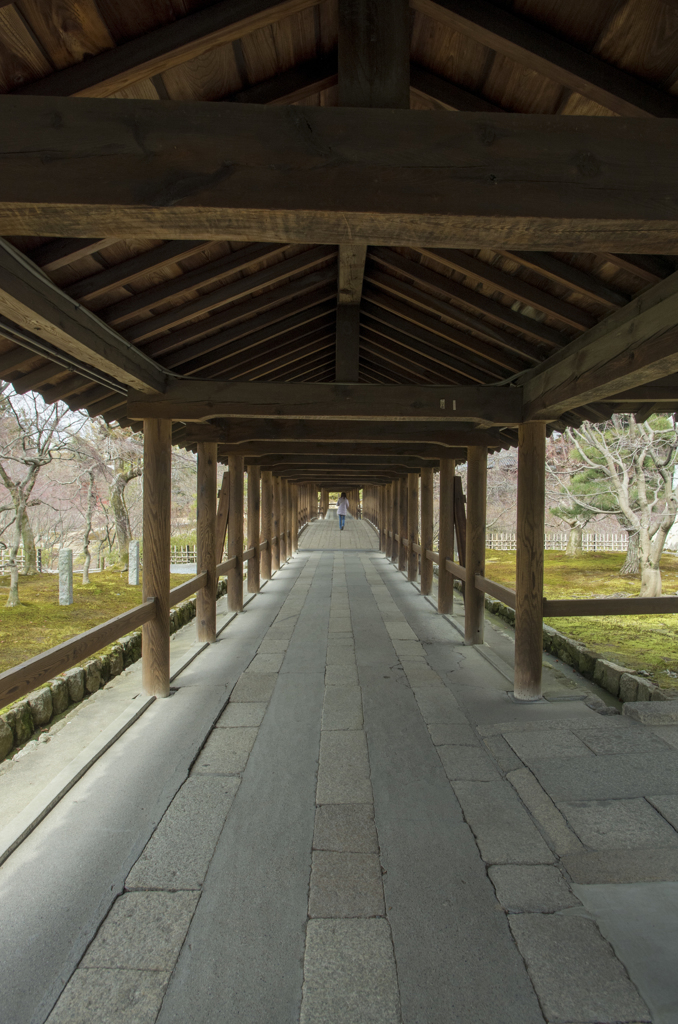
[168,572,207,606]
[543,595,678,617]
[474,574,517,609]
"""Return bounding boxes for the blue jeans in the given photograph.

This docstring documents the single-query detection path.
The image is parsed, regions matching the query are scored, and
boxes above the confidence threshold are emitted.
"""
[339,514,345,530]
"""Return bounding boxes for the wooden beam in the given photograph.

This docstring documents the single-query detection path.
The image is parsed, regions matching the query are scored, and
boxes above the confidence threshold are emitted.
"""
[183,419,512,447]
[338,245,367,305]
[66,240,212,303]
[246,455,440,467]
[225,52,338,105]
[409,63,502,114]
[414,0,678,119]
[336,305,359,383]
[514,422,545,701]
[0,238,166,394]
[16,0,320,99]
[496,251,629,311]
[142,419,171,696]
[128,381,523,425]
[29,237,118,272]
[196,440,470,458]
[8,99,678,252]
[523,271,678,420]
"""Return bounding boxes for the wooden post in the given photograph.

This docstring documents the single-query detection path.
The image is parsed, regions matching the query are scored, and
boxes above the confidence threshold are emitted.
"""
[261,470,273,579]
[280,479,288,563]
[291,483,299,553]
[514,422,546,701]
[197,441,217,642]
[407,471,419,582]
[247,464,261,594]
[438,460,455,614]
[390,481,398,562]
[142,418,171,697]
[227,454,244,612]
[421,467,434,596]
[215,469,229,563]
[398,477,408,571]
[272,475,281,570]
[465,447,487,645]
[321,487,329,517]
[381,486,387,552]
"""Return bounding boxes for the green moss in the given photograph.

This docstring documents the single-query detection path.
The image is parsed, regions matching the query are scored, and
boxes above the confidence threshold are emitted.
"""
[0,569,189,676]
[485,550,678,689]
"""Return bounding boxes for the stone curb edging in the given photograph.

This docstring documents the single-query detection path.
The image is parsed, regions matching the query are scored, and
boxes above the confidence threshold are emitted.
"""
[0,579,228,762]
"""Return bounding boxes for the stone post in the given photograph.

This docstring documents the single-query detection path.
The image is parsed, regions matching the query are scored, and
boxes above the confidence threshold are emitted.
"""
[128,539,140,586]
[59,548,73,605]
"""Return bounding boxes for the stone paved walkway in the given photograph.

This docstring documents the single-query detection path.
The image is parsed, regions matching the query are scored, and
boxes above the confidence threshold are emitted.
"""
[4,547,678,1024]
[298,511,379,549]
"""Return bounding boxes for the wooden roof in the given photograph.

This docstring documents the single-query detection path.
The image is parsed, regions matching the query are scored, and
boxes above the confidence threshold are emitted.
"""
[1,0,678,466]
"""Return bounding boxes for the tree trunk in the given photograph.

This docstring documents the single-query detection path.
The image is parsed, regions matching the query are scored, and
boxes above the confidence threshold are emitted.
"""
[109,472,133,567]
[640,563,662,597]
[5,513,22,608]
[619,531,639,575]
[82,550,91,586]
[565,525,583,556]
[20,514,37,575]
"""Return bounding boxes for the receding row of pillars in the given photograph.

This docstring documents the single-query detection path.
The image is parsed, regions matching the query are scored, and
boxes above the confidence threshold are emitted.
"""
[363,424,546,701]
[140,421,314,699]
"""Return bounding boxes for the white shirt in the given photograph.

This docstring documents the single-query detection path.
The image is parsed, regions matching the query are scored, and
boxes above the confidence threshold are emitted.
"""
[337,498,349,514]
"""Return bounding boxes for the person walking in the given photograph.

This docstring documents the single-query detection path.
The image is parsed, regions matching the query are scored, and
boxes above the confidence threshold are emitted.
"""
[337,492,349,531]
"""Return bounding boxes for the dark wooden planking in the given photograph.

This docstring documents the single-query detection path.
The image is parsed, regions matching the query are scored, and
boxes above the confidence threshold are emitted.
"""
[208,440,470,457]
[123,247,335,344]
[15,0,320,98]
[11,360,66,394]
[336,305,360,383]
[419,248,597,330]
[523,271,678,419]
[413,0,678,119]
[497,251,629,310]
[338,0,409,108]
[8,100,678,251]
[145,270,336,359]
[0,237,166,394]
[601,253,677,284]
[224,51,338,104]
[360,322,469,382]
[369,249,570,349]
[182,419,518,446]
[66,240,212,303]
[410,62,504,113]
[29,237,119,272]
[362,290,527,375]
[102,242,288,326]
[212,325,335,379]
[127,381,523,424]
[365,267,544,363]
[360,330,459,385]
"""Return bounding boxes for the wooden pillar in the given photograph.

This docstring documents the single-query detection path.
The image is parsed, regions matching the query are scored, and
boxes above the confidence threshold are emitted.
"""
[291,484,299,553]
[261,470,273,580]
[390,481,398,562]
[398,477,408,571]
[465,447,487,645]
[514,422,546,701]
[438,460,455,614]
[421,467,434,595]
[142,419,171,697]
[196,441,217,642]
[381,486,387,552]
[407,472,419,582]
[272,475,281,571]
[280,480,288,563]
[336,304,360,382]
[321,487,329,518]
[227,454,244,612]
[247,464,261,594]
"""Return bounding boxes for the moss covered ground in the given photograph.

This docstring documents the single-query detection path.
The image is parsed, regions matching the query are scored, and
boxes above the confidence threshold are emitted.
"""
[0,569,189,676]
[485,550,678,689]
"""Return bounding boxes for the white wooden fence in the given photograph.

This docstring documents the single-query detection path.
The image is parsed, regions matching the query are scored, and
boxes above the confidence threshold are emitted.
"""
[486,532,629,552]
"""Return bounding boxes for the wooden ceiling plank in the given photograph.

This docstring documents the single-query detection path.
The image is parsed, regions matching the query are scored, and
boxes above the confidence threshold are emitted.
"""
[11,360,65,394]
[249,342,334,381]
[369,248,569,349]
[360,314,492,384]
[0,238,166,394]
[223,51,338,104]
[66,240,212,303]
[39,374,93,402]
[123,246,335,344]
[364,268,542,364]
[358,359,410,385]
[208,324,334,378]
[8,100,678,252]
[0,345,35,376]
[601,253,676,284]
[176,300,336,377]
[102,242,289,326]
[413,0,678,118]
[29,237,119,272]
[362,292,521,376]
[419,248,597,331]
[409,62,503,113]
[15,0,321,98]
[523,271,678,419]
[360,333,457,385]
[127,381,523,424]
[145,271,336,359]
[496,251,629,310]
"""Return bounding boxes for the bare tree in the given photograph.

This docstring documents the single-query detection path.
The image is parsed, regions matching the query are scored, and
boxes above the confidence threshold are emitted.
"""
[559,415,678,596]
[0,389,80,607]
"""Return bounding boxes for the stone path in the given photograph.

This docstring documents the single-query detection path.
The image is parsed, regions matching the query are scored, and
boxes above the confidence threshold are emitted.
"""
[298,511,379,549]
[4,550,678,1023]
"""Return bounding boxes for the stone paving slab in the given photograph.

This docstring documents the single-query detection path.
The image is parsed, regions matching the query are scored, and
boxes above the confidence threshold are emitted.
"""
[558,797,678,850]
[191,726,258,775]
[508,914,651,1024]
[216,702,268,728]
[316,730,372,804]
[299,919,400,1024]
[529,752,678,801]
[507,768,584,856]
[47,968,171,1024]
[309,851,385,918]
[648,793,678,831]
[125,776,240,891]
[503,728,595,762]
[82,891,199,969]
[489,864,581,913]
[573,725,674,755]
[313,804,378,853]
[427,723,479,746]
[562,847,678,884]
[229,671,278,702]
[438,744,502,781]
[322,686,363,730]
[452,780,555,864]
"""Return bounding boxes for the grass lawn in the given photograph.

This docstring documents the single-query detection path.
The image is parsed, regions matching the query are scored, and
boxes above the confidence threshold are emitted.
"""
[0,569,190,676]
[485,550,678,690]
